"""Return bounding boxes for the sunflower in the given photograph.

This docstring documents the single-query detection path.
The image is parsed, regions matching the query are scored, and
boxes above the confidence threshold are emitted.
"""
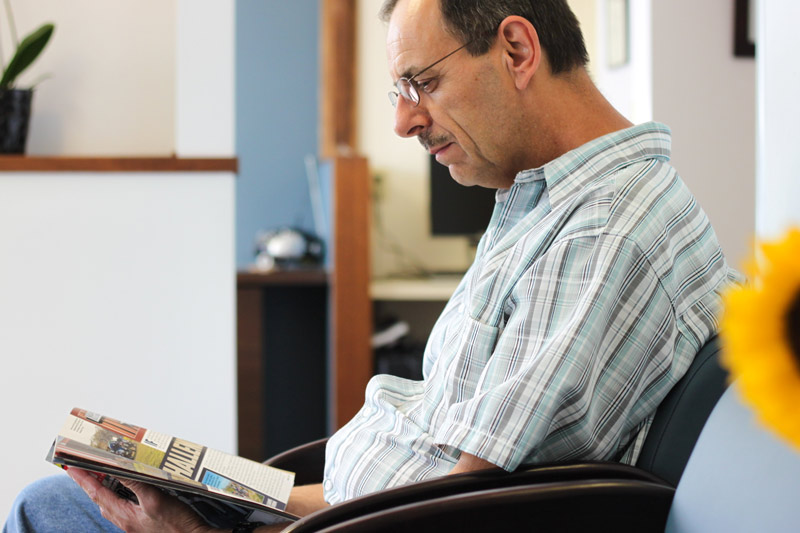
[720,227,800,450]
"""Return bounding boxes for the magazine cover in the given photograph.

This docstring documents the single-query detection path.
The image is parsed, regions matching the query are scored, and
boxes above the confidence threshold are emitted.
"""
[48,408,298,528]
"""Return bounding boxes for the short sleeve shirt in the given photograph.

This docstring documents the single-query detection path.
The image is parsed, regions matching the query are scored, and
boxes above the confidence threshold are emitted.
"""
[322,122,739,504]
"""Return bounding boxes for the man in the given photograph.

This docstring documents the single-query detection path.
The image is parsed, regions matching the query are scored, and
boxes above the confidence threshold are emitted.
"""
[4,0,738,531]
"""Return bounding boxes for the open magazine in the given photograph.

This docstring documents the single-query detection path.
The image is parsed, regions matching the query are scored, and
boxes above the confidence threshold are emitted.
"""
[46,408,299,528]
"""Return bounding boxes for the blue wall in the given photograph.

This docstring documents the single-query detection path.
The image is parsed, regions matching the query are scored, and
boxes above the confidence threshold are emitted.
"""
[236,1,320,268]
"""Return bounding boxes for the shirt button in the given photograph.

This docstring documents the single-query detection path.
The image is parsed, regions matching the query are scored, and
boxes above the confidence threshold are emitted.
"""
[323,480,333,491]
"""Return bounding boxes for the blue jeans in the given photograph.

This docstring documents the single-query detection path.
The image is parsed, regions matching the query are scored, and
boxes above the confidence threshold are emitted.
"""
[3,475,121,533]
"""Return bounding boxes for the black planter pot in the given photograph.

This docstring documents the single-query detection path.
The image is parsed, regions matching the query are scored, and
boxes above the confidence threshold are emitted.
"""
[0,88,33,154]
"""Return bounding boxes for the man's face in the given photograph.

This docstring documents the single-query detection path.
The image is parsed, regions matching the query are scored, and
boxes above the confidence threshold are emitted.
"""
[386,0,521,189]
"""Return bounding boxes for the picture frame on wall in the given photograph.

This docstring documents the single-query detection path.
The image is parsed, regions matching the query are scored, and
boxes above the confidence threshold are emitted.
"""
[734,0,756,57]
[606,0,629,68]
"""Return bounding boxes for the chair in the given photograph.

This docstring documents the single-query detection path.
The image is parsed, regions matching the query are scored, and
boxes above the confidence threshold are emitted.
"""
[635,334,729,486]
[279,384,800,532]
[263,336,728,532]
[663,386,800,532]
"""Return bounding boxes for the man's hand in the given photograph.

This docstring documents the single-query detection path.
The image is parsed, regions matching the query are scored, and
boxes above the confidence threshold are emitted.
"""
[67,468,218,533]
[285,484,329,517]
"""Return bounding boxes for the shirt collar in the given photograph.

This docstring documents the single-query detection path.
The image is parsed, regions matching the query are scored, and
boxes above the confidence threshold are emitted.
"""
[510,122,672,210]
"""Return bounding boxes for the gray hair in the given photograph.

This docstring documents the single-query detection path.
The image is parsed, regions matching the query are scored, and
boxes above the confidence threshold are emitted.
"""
[379,0,588,74]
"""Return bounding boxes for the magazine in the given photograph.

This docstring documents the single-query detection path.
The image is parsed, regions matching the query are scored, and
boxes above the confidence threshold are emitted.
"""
[46,408,298,528]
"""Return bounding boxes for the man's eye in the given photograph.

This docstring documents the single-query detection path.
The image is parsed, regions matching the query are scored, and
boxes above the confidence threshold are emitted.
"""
[417,78,438,93]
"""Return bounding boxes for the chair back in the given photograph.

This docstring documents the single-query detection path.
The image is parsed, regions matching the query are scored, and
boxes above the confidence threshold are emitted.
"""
[635,335,727,486]
[665,386,800,532]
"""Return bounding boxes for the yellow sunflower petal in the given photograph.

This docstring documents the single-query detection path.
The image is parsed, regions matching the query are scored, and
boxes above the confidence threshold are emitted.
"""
[721,227,800,451]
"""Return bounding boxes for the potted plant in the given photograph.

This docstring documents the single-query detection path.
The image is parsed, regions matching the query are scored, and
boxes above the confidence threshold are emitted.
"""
[0,2,54,154]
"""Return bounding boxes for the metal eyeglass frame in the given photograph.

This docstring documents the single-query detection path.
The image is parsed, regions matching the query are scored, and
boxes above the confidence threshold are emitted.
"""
[388,38,476,108]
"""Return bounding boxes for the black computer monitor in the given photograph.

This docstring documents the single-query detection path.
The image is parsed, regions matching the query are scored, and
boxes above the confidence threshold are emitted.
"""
[429,155,496,237]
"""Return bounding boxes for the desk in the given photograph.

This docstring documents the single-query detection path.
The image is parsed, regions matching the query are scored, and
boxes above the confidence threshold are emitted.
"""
[370,276,462,301]
[237,270,328,461]
[370,276,462,349]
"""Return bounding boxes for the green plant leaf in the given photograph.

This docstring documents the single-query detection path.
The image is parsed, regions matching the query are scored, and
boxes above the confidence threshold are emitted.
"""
[0,23,55,89]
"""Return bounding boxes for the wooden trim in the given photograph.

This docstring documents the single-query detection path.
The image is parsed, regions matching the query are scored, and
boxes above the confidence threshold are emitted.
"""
[237,287,265,461]
[320,0,357,158]
[329,155,373,429]
[319,1,372,431]
[0,156,238,173]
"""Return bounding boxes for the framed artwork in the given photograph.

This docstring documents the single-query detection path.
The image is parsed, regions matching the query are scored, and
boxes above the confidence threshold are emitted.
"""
[734,0,756,57]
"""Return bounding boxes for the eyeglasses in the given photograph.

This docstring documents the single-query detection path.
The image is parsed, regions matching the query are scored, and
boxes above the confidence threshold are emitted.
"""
[388,40,474,108]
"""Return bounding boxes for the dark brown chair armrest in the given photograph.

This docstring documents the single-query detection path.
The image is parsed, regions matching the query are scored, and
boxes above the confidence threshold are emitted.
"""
[285,462,667,532]
[288,478,673,532]
[263,437,329,486]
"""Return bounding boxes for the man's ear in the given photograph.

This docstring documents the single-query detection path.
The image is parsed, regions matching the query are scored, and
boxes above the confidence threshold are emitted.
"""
[496,16,541,90]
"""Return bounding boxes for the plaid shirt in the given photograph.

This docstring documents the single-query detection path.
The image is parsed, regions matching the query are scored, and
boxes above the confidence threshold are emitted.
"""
[323,122,739,504]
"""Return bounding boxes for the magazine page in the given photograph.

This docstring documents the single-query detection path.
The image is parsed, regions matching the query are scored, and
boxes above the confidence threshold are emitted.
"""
[54,409,294,511]
[49,445,296,528]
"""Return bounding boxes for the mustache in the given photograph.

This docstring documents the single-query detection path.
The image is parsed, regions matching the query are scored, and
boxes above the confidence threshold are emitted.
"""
[418,132,452,151]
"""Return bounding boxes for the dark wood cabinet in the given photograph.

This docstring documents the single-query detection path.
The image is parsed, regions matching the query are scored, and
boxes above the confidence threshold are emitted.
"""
[237,270,329,461]
[237,156,373,462]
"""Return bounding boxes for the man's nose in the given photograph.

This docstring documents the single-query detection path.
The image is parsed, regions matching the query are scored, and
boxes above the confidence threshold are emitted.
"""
[393,97,431,138]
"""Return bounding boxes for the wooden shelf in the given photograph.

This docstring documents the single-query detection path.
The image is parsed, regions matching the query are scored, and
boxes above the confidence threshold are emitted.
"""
[237,269,328,286]
[237,272,328,459]
[0,156,238,173]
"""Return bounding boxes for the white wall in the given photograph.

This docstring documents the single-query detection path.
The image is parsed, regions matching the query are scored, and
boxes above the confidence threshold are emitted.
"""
[569,0,599,75]
[592,0,652,124]
[176,0,235,157]
[553,0,652,124]
[0,172,235,519]
[2,0,176,155]
[756,0,800,237]
[651,0,756,267]
[0,0,236,520]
